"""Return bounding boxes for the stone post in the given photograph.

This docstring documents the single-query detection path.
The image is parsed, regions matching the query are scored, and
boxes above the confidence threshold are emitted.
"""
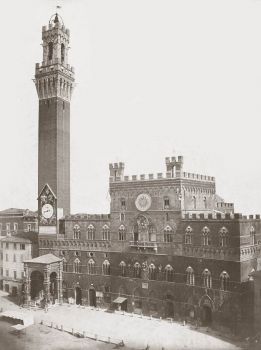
[44,267,50,304]
[57,261,63,304]
[24,264,31,306]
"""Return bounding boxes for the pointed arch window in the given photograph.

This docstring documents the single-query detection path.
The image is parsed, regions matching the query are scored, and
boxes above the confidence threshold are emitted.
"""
[73,224,81,240]
[193,196,197,209]
[202,226,210,246]
[133,262,141,278]
[148,263,156,280]
[203,196,207,209]
[73,258,81,274]
[202,268,212,288]
[219,227,229,247]
[220,271,229,291]
[87,258,95,275]
[62,257,68,272]
[165,264,174,282]
[119,261,126,277]
[118,225,126,241]
[48,42,53,60]
[185,226,193,245]
[102,224,110,241]
[102,260,110,275]
[87,224,95,240]
[164,225,173,243]
[186,266,195,285]
[250,226,256,245]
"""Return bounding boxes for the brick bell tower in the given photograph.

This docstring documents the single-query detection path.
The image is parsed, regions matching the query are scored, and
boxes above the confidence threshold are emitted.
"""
[34,14,75,235]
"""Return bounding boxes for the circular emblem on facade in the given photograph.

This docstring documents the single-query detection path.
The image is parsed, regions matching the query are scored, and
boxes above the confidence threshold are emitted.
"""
[135,193,151,212]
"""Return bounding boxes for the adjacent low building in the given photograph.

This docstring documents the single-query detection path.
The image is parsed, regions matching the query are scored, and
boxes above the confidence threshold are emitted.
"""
[0,232,38,300]
[0,208,38,236]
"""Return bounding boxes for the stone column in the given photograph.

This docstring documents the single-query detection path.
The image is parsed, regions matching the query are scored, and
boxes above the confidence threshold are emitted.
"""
[24,264,31,306]
[43,266,50,304]
[57,261,63,304]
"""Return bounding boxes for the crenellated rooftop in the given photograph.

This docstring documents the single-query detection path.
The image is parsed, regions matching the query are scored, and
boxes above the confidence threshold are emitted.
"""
[182,212,260,221]
[109,156,215,183]
[109,171,215,183]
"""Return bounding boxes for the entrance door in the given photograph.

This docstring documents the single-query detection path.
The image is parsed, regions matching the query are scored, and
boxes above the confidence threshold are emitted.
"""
[89,288,96,307]
[12,286,17,297]
[202,305,212,326]
[75,287,82,305]
[121,300,127,312]
[165,301,174,318]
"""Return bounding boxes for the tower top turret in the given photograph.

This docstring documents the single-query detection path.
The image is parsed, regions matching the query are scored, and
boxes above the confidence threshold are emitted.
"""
[49,13,64,26]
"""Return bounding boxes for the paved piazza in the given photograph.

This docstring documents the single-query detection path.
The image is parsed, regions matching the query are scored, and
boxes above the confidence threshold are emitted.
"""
[0,292,243,350]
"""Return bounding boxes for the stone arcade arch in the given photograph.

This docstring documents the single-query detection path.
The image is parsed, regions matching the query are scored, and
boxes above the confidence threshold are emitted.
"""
[24,254,63,306]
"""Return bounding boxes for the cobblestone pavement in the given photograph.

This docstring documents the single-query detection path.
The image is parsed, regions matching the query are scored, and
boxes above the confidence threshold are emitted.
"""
[0,291,243,350]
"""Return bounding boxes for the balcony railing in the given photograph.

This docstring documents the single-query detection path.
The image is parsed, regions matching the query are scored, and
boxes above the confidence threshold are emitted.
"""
[129,241,158,249]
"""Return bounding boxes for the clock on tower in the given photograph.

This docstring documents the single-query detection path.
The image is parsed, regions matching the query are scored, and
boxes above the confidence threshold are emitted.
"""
[38,184,57,235]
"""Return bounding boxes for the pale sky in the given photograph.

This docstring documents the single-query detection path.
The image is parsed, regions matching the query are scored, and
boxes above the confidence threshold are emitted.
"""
[0,0,261,215]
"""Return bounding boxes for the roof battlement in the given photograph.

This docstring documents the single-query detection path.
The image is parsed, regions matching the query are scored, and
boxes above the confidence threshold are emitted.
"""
[109,156,215,184]
[109,171,215,183]
[182,212,261,221]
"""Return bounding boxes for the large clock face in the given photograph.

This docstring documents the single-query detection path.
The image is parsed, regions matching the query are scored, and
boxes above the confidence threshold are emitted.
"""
[41,204,54,219]
[135,193,152,212]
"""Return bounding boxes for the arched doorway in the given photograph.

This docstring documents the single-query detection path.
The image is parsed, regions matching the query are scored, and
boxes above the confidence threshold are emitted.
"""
[75,287,82,305]
[50,272,58,303]
[200,295,214,326]
[30,271,44,300]
[165,294,174,317]
[89,287,96,307]
[202,305,212,326]
[133,288,142,314]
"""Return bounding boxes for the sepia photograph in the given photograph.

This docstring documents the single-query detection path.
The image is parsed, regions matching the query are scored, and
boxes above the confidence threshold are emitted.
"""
[0,0,261,349]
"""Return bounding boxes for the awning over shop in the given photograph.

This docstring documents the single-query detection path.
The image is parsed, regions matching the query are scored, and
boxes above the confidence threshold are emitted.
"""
[113,297,127,304]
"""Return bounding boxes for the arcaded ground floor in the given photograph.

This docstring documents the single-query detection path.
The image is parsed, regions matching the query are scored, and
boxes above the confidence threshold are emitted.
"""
[0,291,243,350]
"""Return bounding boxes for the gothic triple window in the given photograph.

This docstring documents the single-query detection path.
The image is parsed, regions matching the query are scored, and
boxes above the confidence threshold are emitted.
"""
[186,266,195,285]
[164,197,170,209]
[148,263,156,280]
[102,260,110,275]
[88,259,95,275]
[185,226,193,245]
[220,271,229,291]
[87,224,95,240]
[133,262,141,278]
[202,226,211,246]
[219,227,229,247]
[164,225,173,243]
[73,258,81,274]
[165,264,174,282]
[120,198,126,210]
[250,226,256,245]
[119,261,126,277]
[73,224,81,240]
[118,225,126,241]
[102,224,110,241]
[202,269,212,288]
